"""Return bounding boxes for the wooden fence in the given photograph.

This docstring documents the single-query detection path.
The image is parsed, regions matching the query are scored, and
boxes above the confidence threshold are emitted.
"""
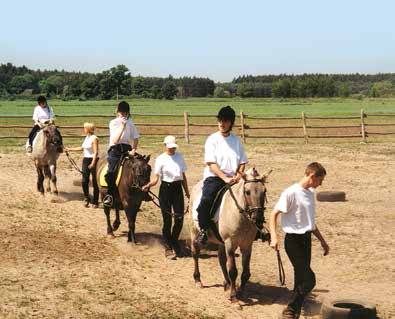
[0,109,394,144]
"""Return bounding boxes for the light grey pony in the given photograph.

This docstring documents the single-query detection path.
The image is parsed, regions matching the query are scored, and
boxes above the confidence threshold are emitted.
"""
[190,167,270,303]
[30,122,63,195]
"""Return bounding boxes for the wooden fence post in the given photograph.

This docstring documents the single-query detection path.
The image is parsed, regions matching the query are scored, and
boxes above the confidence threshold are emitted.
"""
[301,112,308,144]
[240,111,246,143]
[184,111,190,144]
[360,109,367,143]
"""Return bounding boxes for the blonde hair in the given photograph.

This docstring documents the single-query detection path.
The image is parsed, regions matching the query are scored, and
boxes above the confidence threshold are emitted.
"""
[83,122,95,134]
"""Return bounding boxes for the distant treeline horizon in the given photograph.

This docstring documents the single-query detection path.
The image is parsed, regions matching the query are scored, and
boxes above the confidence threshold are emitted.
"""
[1,62,394,100]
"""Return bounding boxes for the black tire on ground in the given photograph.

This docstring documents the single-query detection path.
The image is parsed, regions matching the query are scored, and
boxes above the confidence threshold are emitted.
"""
[321,298,377,319]
[316,191,346,202]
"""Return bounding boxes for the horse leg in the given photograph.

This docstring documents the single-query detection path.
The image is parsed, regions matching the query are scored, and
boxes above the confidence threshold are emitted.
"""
[36,166,44,194]
[192,236,203,288]
[125,203,140,244]
[225,240,239,303]
[44,165,51,193]
[239,243,252,298]
[104,206,114,236]
[218,244,230,291]
[49,163,58,195]
[112,207,121,231]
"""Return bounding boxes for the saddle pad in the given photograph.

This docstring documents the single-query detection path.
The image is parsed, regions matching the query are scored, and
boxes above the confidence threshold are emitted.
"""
[192,189,225,223]
[99,163,123,187]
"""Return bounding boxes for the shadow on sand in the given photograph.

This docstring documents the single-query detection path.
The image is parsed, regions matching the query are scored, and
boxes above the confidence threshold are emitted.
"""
[59,191,84,202]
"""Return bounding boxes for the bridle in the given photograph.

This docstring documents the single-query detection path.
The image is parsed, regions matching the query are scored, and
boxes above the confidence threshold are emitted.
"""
[226,177,267,223]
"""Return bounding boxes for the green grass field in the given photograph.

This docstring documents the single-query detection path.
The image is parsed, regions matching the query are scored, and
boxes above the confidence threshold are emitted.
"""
[0,97,395,117]
[0,97,394,149]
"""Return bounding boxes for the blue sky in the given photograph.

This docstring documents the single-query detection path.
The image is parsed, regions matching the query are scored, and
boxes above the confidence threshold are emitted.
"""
[1,0,394,82]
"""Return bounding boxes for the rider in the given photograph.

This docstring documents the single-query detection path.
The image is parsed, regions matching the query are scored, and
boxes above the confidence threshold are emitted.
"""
[142,135,190,258]
[196,106,248,244]
[269,162,330,319]
[26,95,59,153]
[103,101,139,207]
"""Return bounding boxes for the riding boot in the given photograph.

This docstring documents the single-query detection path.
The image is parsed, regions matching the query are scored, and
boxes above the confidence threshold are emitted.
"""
[84,197,90,208]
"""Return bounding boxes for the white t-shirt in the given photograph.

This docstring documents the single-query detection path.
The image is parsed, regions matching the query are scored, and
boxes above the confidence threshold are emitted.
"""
[82,134,98,158]
[203,132,248,180]
[109,117,139,147]
[154,152,187,183]
[274,183,316,234]
[32,105,55,124]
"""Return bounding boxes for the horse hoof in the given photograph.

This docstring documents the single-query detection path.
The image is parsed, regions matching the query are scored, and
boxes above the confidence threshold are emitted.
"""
[112,221,121,231]
[223,281,230,291]
[195,281,203,289]
[230,296,239,304]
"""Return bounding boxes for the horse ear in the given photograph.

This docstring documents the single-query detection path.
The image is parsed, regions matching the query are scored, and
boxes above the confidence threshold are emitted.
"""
[262,169,273,180]
[146,155,151,163]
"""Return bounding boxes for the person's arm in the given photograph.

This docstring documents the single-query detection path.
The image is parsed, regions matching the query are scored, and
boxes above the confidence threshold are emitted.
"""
[88,138,99,169]
[207,162,235,184]
[312,226,330,256]
[269,210,282,251]
[142,173,160,192]
[181,173,190,199]
[111,118,127,145]
[128,138,138,156]
[64,146,83,152]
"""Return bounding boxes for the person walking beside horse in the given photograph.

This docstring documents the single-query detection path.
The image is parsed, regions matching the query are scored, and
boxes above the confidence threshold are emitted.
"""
[65,122,99,208]
[142,136,190,258]
[270,162,330,319]
[103,101,139,207]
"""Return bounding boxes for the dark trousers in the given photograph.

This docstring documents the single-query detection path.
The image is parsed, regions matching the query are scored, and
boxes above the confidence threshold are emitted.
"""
[159,181,184,244]
[105,144,131,195]
[82,157,99,205]
[284,232,316,311]
[28,125,41,145]
[196,176,226,230]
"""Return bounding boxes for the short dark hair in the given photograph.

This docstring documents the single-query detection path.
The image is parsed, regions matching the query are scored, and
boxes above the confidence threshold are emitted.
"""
[37,96,47,104]
[117,101,130,113]
[305,162,327,177]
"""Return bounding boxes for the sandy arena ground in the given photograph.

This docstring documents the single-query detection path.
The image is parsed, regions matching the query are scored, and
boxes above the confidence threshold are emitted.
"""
[0,141,394,318]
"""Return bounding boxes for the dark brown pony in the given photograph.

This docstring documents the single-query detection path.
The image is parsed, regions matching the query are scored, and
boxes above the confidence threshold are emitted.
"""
[30,123,63,194]
[95,154,151,243]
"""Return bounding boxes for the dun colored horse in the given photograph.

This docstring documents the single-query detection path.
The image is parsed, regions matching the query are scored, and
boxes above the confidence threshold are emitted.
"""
[190,167,270,303]
[95,154,151,243]
[30,123,63,195]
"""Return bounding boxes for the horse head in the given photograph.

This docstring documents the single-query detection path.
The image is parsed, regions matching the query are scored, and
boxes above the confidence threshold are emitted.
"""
[242,167,271,227]
[124,153,152,189]
[42,123,62,149]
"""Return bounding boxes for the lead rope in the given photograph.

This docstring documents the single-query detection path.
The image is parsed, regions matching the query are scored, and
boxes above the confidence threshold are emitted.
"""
[277,250,286,286]
[65,151,83,174]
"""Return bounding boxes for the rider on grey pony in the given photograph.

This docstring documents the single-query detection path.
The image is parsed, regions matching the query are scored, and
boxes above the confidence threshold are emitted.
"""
[196,106,248,244]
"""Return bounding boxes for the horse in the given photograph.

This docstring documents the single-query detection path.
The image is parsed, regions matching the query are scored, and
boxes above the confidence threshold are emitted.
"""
[30,122,63,195]
[95,153,151,243]
[190,167,270,303]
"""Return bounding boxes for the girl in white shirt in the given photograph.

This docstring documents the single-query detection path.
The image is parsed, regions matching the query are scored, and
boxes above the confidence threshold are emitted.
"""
[27,96,58,152]
[142,136,190,258]
[65,122,99,208]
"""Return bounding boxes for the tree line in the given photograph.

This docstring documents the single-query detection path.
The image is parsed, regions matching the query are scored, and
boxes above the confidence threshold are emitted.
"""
[1,62,394,100]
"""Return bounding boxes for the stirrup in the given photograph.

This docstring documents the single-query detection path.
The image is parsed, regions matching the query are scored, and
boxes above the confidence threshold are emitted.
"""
[196,229,208,245]
[103,194,113,207]
[26,145,32,153]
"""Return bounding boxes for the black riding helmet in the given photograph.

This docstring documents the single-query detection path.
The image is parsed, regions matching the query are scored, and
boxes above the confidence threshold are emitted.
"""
[117,101,130,114]
[217,106,236,126]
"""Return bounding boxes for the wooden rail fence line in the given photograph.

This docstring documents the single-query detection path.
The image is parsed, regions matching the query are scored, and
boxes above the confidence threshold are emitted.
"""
[0,110,394,143]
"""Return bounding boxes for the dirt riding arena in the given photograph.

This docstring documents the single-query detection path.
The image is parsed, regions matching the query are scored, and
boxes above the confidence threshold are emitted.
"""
[0,141,394,319]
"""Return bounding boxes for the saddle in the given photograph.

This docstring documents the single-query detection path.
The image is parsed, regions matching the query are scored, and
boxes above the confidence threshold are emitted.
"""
[99,159,125,187]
